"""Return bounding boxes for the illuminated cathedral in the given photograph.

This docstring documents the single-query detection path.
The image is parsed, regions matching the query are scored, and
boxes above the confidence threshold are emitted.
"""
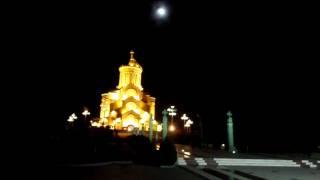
[94,50,157,131]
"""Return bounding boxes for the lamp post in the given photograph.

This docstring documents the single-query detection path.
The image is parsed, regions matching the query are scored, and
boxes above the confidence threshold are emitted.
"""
[184,119,193,133]
[162,109,168,140]
[181,113,189,130]
[227,110,236,153]
[196,113,204,146]
[167,105,177,124]
[82,109,90,121]
[149,114,153,142]
[67,113,77,128]
[155,124,162,143]
[167,105,177,132]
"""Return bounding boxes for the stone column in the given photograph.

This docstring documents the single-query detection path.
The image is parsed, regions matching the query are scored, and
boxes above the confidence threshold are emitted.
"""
[227,110,236,153]
[162,109,168,141]
[149,114,153,142]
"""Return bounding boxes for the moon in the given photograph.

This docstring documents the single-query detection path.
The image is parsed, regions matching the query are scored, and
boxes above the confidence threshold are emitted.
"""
[152,3,169,21]
[156,6,167,18]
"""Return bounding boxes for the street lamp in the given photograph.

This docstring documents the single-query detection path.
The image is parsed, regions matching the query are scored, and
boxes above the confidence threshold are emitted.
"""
[82,109,90,121]
[167,106,176,133]
[167,105,177,124]
[67,113,77,129]
[196,113,204,145]
[67,113,78,122]
[156,124,162,143]
[184,119,193,133]
[67,116,74,122]
[181,113,189,130]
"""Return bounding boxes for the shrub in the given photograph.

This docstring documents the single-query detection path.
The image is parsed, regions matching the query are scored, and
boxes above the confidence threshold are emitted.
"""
[159,139,177,165]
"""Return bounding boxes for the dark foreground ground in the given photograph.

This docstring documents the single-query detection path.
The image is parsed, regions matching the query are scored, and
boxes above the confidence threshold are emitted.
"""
[42,164,203,180]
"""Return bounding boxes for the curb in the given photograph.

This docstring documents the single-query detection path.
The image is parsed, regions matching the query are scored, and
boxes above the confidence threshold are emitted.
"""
[63,161,133,167]
[160,164,176,168]
[178,166,220,180]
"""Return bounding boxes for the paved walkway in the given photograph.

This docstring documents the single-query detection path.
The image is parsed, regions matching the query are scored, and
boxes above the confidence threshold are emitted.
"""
[175,144,320,179]
[176,144,320,169]
[177,157,320,169]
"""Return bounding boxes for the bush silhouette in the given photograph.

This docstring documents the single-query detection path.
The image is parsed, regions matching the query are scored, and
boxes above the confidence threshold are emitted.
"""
[160,139,177,165]
[127,135,153,164]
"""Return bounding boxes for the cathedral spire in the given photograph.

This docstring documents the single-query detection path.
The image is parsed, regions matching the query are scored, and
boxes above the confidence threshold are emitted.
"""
[128,50,141,68]
[130,50,135,60]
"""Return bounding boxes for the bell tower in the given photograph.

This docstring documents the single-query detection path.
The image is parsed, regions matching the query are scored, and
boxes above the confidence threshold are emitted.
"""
[117,50,143,90]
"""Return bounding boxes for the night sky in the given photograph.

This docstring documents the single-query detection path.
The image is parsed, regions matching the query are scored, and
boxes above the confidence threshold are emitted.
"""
[13,1,319,151]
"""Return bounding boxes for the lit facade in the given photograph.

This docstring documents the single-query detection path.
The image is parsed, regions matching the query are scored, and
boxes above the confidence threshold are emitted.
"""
[98,50,157,131]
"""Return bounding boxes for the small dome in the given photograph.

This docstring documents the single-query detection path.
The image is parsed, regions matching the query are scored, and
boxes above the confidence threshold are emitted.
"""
[128,50,142,68]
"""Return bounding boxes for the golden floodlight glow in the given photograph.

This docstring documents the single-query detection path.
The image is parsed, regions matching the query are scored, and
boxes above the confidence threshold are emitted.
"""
[126,102,137,111]
[140,119,146,124]
[123,118,138,128]
[111,110,117,117]
[91,122,97,127]
[127,125,134,132]
[110,92,119,100]
[115,118,121,123]
[103,118,108,123]
[122,94,128,100]
[142,112,149,120]
[134,95,140,100]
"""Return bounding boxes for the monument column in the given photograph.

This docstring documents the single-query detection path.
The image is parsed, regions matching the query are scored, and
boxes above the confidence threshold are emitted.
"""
[227,110,236,153]
[162,109,168,141]
[149,114,153,142]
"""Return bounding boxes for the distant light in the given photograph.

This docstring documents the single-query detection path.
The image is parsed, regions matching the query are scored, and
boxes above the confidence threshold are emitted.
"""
[232,150,236,154]
[169,124,175,132]
[221,144,225,147]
